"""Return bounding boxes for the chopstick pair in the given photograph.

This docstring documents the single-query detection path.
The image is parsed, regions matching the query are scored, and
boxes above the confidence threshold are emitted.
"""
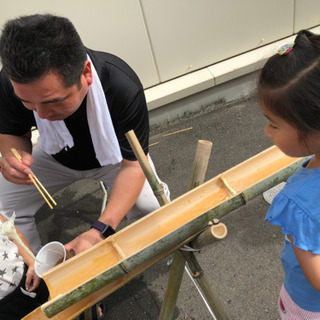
[11,148,57,210]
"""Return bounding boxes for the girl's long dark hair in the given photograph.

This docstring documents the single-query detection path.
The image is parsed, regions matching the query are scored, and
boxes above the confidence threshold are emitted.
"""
[258,30,320,138]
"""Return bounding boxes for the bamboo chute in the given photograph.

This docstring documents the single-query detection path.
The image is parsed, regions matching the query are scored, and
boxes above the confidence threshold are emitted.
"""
[23,145,305,319]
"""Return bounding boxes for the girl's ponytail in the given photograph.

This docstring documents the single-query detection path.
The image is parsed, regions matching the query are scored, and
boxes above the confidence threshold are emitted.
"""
[295,30,320,54]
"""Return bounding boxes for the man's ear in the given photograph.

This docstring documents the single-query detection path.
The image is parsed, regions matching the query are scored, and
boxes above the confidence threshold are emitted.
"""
[83,60,93,85]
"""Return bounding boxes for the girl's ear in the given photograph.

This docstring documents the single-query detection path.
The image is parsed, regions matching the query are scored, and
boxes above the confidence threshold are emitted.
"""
[83,60,93,85]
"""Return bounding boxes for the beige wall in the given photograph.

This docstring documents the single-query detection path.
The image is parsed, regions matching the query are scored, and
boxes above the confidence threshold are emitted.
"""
[0,0,319,89]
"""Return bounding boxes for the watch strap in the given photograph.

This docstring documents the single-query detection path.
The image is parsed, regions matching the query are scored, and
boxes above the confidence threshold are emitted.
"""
[91,221,115,238]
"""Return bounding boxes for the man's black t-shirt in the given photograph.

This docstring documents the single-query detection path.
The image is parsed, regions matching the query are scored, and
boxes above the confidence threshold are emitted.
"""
[0,49,149,170]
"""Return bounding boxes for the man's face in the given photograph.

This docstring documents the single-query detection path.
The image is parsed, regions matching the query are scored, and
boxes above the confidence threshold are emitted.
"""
[11,61,92,121]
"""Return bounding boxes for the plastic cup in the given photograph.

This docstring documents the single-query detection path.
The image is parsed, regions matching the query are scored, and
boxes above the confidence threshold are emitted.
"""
[34,241,66,277]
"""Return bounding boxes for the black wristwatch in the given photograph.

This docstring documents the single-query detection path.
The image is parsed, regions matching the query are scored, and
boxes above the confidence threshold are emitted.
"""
[91,221,115,239]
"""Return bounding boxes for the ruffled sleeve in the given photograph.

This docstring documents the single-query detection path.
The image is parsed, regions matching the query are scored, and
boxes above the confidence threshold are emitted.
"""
[265,193,320,254]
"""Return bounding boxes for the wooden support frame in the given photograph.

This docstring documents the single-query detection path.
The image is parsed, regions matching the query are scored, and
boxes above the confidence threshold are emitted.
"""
[127,132,229,318]
[23,141,306,319]
[159,139,216,320]
[182,249,229,319]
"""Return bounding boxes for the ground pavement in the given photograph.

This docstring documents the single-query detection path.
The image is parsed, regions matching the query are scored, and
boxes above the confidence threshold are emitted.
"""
[36,96,286,320]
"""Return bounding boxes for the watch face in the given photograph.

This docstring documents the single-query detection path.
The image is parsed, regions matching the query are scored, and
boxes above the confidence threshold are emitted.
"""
[102,225,115,238]
[91,221,115,238]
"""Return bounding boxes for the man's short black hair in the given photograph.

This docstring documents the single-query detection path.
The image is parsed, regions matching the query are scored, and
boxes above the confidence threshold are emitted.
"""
[0,14,87,87]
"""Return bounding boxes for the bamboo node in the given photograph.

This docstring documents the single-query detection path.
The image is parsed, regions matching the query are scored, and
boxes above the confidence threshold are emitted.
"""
[109,239,130,274]
[212,218,220,225]
[191,271,202,278]
[153,188,165,197]
[220,175,237,196]
[239,192,248,205]
[119,262,130,274]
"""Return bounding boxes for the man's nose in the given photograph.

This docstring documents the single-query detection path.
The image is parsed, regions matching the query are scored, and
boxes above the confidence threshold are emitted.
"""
[35,105,49,119]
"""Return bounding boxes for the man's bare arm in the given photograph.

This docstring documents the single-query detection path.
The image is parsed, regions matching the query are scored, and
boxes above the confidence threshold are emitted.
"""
[0,132,32,154]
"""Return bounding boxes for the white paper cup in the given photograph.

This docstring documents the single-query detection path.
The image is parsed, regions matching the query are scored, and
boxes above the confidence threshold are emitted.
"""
[34,241,66,277]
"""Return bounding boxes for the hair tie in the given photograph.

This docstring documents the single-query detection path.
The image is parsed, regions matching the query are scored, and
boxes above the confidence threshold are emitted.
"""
[278,43,295,55]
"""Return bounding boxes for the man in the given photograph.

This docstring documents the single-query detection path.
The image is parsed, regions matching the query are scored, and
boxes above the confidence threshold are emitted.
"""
[0,14,169,255]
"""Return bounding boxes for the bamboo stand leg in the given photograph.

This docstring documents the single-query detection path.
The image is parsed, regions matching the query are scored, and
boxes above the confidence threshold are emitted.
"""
[182,251,229,320]
[157,250,186,319]
[159,140,218,320]
[158,250,185,320]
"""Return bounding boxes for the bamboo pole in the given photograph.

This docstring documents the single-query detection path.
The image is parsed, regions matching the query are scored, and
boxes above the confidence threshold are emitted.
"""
[159,249,186,318]
[33,147,305,318]
[125,130,169,206]
[171,138,229,320]
[159,139,213,320]
[188,140,213,190]
[191,220,227,249]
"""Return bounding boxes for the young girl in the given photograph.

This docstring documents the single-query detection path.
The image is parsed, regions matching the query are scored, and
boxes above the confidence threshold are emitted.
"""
[0,214,49,320]
[258,29,320,319]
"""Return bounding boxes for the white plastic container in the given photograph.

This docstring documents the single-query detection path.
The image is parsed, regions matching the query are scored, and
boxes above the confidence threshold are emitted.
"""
[34,241,66,277]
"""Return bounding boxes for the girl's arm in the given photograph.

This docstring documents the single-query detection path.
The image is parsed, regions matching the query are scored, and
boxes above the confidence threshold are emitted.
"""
[0,214,41,291]
[289,234,320,291]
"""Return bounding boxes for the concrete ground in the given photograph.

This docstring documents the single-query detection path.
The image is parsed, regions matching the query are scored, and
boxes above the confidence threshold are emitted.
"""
[36,96,286,320]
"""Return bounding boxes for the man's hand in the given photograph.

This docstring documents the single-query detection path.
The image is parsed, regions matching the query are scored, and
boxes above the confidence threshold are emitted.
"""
[0,149,33,185]
[65,159,145,255]
[64,228,104,255]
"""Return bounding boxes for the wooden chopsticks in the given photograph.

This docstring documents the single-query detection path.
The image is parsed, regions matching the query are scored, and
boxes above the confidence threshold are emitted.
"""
[11,148,57,210]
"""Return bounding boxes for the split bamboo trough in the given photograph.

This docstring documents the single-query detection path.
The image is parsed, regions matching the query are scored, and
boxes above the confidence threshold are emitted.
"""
[23,146,306,319]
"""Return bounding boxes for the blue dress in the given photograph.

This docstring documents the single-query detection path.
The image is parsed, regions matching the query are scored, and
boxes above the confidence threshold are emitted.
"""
[265,159,320,312]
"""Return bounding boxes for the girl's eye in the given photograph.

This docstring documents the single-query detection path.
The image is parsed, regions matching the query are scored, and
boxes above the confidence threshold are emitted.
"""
[266,120,277,129]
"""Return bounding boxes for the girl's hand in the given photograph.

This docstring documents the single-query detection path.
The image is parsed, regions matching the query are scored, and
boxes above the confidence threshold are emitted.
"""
[25,263,41,292]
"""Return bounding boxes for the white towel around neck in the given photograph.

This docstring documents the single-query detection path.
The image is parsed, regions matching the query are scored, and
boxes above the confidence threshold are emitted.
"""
[34,55,122,166]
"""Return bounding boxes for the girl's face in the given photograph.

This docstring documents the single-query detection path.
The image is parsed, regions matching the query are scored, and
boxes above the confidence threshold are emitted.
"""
[261,103,320,158]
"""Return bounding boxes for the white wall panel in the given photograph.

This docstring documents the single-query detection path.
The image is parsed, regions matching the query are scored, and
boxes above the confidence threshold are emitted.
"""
[294,0,320,32]
[0,0,159,88]
[1,1,319,90]
[140,0,294,82]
